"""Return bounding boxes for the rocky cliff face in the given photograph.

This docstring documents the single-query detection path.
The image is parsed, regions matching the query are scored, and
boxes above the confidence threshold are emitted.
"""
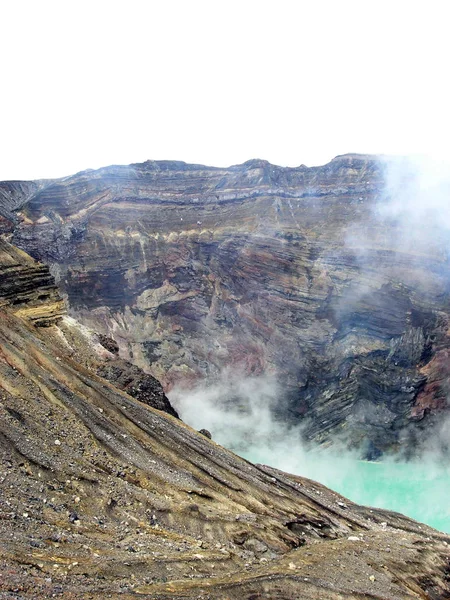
[0,238,65,326]
[0,238,177,418]
[4,155,450,456]
[0,238,449,599]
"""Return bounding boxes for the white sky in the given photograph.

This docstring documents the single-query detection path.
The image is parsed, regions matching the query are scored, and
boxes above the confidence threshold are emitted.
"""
[1,0,449,180]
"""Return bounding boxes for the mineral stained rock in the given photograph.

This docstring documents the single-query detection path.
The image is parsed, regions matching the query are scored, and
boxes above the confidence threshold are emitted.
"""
[0,239,449,599]
[3,155,450,455]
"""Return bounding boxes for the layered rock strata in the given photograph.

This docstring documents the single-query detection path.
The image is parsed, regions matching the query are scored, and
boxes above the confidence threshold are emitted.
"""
[0,238,65,326]
[0,239,177,418]
[0,239,449,598]
[3,155,450,454]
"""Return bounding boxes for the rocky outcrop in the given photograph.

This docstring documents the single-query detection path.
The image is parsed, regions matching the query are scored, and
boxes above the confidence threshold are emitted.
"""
[96,354,180,419]
[0,237,65,326]
[4,155,450,455]
[0,180,49,233]
[0,238,177,419]
[0,239,449,599]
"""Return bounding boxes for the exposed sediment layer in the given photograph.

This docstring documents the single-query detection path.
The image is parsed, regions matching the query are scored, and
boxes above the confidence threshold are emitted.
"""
[3,155,450,454]
[0,238,65,326]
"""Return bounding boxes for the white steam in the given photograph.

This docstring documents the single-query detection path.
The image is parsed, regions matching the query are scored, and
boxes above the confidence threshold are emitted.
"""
[380,154,450,231]
[169,371,357,484]
[169,155,450,532]
[170,372,296,454]
[169,372,450,532]
[374,155,450,262]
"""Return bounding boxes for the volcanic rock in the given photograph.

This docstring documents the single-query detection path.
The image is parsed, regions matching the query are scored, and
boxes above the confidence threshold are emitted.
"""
[0,238,449,598]
[3,155,450,455]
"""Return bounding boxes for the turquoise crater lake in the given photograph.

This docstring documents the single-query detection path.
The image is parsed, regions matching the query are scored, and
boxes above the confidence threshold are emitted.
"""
[170,382,450,535]
[240,447,450,534]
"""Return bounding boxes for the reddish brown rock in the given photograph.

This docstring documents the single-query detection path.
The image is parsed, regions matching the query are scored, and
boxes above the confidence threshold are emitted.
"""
[2,155,450,455]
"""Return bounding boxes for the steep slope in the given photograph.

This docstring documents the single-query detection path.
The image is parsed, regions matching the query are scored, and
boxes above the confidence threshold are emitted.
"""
[1,239,450,599]
[4,155,450,455]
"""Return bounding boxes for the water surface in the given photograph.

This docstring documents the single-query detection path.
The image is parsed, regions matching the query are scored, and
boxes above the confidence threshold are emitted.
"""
[170,378,450,534]
[241,446,450,533]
